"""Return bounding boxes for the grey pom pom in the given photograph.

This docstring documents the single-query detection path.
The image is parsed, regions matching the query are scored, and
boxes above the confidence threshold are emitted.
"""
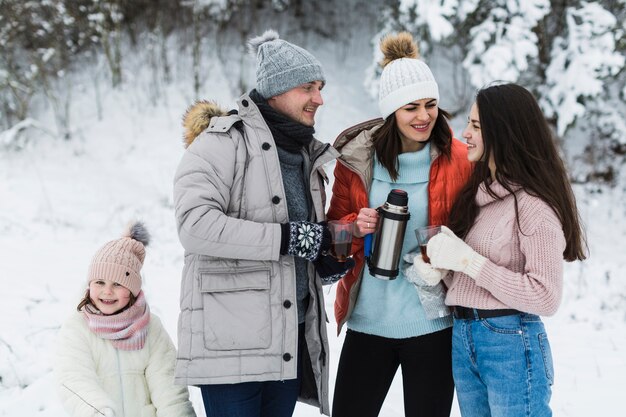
[124,221,150,246]
[247,29,280,55]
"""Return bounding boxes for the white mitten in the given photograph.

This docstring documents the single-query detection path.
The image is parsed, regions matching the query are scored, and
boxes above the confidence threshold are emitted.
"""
[412,255,447,286]
[427,226,487,279]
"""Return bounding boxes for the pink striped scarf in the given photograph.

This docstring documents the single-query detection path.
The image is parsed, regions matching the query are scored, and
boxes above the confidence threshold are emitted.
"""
[82,291,151,351]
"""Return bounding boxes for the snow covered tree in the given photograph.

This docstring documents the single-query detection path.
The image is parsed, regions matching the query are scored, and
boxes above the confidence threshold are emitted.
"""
[372,0,626,185]
[461,0,550,89]
[0,0,86,137]
[540,1,625,183]
[1,0,623,181]
[363,0,472,114]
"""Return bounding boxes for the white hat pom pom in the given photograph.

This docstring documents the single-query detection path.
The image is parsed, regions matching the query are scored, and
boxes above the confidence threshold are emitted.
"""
[248,29,280,54]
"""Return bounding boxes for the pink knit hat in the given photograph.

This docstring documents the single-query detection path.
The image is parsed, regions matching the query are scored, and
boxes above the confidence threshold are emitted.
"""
[87,222,150,296]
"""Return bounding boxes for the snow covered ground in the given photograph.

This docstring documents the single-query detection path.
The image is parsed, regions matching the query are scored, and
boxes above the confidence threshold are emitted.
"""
[1,37,624,417]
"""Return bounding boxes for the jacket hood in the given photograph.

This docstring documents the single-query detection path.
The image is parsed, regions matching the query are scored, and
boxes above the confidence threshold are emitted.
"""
[182,100,228,148]
[332,119,381,179]
[333,118,382,152]
[335,117,447,170]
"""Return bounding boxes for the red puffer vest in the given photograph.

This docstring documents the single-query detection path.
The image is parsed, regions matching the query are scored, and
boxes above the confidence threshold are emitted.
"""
[327,119,473,334]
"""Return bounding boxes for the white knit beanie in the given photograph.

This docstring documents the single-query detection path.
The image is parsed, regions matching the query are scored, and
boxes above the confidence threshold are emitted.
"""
[87,222,150,296]
[378,32,439,120]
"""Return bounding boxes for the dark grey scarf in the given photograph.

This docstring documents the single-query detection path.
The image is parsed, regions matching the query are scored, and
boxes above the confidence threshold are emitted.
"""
[249,89,314,153]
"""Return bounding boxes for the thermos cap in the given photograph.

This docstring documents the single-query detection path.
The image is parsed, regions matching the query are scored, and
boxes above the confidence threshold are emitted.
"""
[387,189,408,207]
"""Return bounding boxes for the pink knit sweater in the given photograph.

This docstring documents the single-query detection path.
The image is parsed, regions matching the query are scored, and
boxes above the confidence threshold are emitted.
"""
[444,181,566,316]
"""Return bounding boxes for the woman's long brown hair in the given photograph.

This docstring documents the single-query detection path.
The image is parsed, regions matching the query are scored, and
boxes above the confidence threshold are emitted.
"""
[447,83,587,261]
[372,108,453,181]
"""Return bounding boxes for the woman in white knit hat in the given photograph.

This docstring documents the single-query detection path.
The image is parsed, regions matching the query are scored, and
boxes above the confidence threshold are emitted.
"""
[327,32,472,416]
[54,222,196,417]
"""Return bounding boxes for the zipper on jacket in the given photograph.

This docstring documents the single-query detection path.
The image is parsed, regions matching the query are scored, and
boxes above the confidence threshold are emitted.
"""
[311,142,332,166]
[311,140,333,363]
[309,142,335,222]
[301,147,314,220]
[334,157,370,333]
[116,349,125,417]
[239,140,250,219]
[62,384,107,415]
[314,283,327,368]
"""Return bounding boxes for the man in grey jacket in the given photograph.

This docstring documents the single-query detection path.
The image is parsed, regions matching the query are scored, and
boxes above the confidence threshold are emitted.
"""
[173,30,354,417]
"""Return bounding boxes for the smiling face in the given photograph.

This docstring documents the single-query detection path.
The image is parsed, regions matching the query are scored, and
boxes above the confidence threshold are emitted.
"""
[267,81,324,127]
[394,98,439,152]
[463,103,485,162]
[463,102,496,179]
[89,279,132,315]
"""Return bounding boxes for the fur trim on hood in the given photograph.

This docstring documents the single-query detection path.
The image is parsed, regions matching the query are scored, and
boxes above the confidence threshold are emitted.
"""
[182,100,227,148]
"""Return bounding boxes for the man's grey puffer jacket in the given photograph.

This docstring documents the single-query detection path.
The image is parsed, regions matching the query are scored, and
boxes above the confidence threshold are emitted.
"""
[173,93,338,415]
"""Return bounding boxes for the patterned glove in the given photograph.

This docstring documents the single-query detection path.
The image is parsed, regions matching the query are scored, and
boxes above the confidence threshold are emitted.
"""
[402,252,451,319]
[280,221,330,262]
[427,226,487,279]
[314,255,355,285]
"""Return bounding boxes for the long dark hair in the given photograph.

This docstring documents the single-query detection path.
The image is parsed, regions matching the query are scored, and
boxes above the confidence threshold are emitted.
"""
[372,108,452,181]
[448,83,587,261]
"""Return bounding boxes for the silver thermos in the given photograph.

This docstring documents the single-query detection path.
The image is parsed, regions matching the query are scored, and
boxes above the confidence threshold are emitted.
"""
[367,189,411,280]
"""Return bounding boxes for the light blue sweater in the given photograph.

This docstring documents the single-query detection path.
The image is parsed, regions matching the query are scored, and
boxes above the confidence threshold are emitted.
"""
[348,143,453,338]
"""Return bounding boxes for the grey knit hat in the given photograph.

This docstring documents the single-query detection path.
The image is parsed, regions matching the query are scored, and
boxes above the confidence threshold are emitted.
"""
[248,30,325,99]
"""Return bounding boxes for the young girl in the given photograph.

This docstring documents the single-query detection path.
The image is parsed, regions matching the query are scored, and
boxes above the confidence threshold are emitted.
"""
[327,32,472,417]
[55,222,196,417]
[415,83,587,416]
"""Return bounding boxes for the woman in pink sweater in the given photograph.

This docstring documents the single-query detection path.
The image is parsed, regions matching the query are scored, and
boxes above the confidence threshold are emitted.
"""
[413,83,586,417]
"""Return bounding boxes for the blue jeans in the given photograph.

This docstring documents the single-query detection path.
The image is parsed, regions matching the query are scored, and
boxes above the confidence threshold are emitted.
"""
[452,313,554,417]
[200,378,300,417]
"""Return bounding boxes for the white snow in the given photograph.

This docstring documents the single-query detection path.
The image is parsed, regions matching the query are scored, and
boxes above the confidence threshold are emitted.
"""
[0,30,624,417]
[541,2,625,136]
[463,2,549,88]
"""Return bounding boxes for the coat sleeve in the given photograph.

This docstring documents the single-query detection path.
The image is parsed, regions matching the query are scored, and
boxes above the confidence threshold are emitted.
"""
[327,162,366,255]
[145,317,196,417]
[173,131,282,261]
[327,162,361,222]
[55,314,117,417]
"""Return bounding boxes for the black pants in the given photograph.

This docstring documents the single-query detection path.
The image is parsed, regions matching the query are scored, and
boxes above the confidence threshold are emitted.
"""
[332,327,454,417]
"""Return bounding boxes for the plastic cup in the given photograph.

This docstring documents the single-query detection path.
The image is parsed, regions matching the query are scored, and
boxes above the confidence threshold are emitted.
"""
[415,225,441,263]
[328,220,353,262]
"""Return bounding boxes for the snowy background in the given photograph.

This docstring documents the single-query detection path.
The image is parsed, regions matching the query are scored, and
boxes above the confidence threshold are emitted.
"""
[1,1,625,416]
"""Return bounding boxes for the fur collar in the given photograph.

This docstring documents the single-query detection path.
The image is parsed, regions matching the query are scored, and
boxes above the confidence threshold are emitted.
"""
[181,100,228,148]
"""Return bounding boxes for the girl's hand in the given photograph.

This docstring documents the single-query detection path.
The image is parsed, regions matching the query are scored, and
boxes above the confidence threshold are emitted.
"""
[353,207,379,238]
